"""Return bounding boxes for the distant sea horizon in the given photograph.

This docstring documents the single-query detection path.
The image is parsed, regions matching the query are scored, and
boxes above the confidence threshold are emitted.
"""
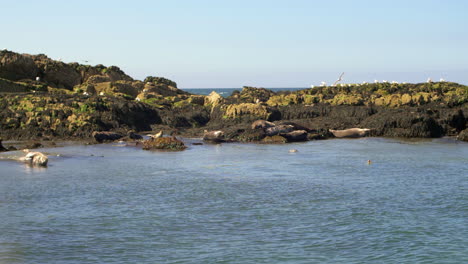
[182,87,308,97]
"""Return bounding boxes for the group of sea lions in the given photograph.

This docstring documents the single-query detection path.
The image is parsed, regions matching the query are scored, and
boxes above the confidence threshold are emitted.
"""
[204,119,371,142]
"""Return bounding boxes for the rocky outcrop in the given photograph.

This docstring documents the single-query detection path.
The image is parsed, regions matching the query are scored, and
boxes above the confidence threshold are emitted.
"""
[0,50,39,81]
[457,129,468,142]
[233,86,276,103]
[0,94,162,140]
[204,91,224,108]
[1,50,467,143]
[142,137,186,151]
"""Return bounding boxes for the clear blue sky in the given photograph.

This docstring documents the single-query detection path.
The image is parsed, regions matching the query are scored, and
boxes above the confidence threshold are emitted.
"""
[2,0,468,88]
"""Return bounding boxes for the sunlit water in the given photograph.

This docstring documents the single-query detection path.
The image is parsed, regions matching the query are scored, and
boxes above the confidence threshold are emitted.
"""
[1,138,467,263]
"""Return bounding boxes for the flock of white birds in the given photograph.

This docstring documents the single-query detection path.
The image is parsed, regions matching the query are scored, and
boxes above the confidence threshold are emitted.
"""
[311,78,446,88]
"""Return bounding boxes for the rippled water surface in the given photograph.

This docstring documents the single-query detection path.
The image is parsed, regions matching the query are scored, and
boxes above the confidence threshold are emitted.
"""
[1,138,467,263]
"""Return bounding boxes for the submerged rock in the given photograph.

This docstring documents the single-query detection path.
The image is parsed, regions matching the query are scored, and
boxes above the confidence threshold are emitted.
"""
[0,138,7,152]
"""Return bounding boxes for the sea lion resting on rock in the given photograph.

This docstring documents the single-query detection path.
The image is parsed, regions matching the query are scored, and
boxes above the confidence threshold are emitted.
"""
[20,150,48,166]
[329,128,371,138]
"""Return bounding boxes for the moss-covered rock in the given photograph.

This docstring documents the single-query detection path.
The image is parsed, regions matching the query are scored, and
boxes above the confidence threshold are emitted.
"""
[224,103,270,120]
[262,135,287,143]
[142,137,186,151]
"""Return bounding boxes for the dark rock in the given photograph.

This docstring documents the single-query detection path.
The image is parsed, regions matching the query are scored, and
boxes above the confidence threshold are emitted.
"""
[280,130,308,142]
[192,142,203,145]
[0,50,39,81]
[128,131,143,140]
[360,110,444,138]
[235,128,266,142]
[92,131,124,143]
[142,137,186,151]
[0,138,7,152]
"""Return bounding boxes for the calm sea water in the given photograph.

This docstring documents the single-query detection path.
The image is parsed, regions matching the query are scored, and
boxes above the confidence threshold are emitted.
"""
[183,88,306,97]
[1,138,467,263]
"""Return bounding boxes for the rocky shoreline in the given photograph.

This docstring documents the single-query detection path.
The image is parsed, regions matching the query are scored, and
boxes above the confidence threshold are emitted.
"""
[1,50,467,151]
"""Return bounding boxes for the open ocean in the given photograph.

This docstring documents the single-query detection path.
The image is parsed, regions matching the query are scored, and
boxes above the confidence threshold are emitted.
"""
[1,137,467,263]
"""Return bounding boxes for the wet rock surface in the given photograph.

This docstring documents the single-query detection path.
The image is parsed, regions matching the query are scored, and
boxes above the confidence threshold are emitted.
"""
[142,137,187,151]
[1,50,467,143]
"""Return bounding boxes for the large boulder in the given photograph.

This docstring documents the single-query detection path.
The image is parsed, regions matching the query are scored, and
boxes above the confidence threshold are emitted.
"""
[142,137,186,151]
[144,76,178,88]
[205,91,224,107]
[0,50,39,81]
[457,129,468,142]
[33,55,82,90]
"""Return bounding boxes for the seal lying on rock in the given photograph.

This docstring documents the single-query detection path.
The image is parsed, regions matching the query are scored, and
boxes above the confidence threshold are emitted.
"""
[203,130,225,143]
[21,150,48,166]
[280,130,308,142]
[265,125,294,136]
[251,120,275,130]
[329,128,371,138]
